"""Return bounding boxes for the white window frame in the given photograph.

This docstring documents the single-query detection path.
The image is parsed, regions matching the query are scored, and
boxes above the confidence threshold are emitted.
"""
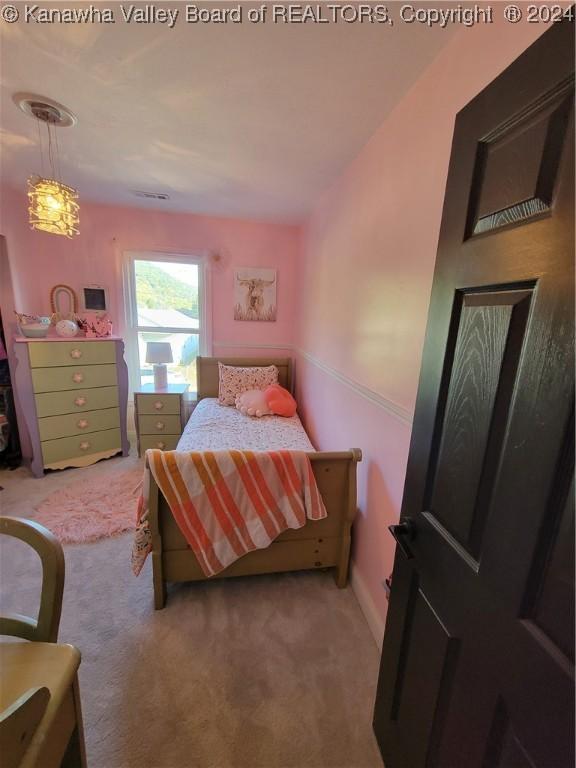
[123,250,212,395]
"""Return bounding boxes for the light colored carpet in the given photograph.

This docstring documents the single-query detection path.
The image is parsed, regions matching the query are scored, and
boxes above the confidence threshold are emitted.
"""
[32,466,143,543]
[0,454,383,768]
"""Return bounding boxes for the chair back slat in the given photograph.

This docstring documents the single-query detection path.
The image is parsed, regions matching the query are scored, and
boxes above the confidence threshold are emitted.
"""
[0,517,65,642]
[0,614,37,642]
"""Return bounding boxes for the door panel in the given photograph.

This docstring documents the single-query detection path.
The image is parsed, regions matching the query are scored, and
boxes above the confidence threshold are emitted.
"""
[390,582,457,768]
[374,20,574,768]
[523,427,574,663]
[483,699,536,768]
[427,287,533,560]
[530,479,574,659]
[468,86,572,236]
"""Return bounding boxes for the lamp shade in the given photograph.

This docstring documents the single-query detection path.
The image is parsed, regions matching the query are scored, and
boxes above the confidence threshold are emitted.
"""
[145,342,173,365]
[28,176,80,238]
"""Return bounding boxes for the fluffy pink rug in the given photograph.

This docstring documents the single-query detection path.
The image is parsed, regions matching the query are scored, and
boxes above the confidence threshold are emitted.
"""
[33,467,143,544]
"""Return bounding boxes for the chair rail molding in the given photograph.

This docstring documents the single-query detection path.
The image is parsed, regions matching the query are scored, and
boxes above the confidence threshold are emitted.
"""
[295,348,413,426]
[212,341,294,350]
[210,343,414,425]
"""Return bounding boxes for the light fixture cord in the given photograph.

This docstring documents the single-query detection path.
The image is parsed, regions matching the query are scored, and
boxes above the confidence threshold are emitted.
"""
[54,122,62,183]
[37,117,45,177]
[47,120,55,180]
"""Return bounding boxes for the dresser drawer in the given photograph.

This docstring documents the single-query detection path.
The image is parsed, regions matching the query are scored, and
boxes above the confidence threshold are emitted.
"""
[139,435,180,452]
[32,364,118,393]
[28,341,116,368]
[138,414,181,435]
[35,386,119,418]
[41,428,121,467]
[136,394,181,415]
[38,407,120,442]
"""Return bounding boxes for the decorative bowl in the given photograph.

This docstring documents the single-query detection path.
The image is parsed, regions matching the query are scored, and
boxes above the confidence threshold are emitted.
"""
[20,323,50,338]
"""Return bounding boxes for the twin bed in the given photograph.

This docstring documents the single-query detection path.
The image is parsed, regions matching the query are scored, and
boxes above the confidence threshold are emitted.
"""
[146,356,362,608]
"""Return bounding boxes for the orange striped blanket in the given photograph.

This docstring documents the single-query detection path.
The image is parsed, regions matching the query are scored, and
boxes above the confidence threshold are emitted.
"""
[131,449,327,577]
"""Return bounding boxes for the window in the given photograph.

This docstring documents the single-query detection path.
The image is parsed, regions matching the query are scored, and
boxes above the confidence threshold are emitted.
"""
[124,253,209,394]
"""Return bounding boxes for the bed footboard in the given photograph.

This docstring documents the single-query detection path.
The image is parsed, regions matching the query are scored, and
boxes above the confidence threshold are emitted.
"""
[147,449,361,609]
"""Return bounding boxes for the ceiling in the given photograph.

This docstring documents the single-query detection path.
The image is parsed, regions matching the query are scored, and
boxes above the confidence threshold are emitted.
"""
[0,3,456,222]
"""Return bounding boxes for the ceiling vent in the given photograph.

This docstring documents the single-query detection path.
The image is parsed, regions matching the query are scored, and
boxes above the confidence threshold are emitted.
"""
[131,190,170,200]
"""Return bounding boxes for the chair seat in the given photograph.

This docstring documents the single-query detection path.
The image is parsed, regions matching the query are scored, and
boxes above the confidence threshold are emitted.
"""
[0,643,80,709]
[0,642,81,768]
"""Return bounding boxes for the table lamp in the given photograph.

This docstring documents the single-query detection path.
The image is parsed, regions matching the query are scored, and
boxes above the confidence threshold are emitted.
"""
[145,342,173,389]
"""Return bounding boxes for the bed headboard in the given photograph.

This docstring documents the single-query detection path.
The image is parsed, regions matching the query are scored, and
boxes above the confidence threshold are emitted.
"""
[196,357,293,400]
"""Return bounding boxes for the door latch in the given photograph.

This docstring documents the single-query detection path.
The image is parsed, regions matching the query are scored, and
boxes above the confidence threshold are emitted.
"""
[388,519,416,560]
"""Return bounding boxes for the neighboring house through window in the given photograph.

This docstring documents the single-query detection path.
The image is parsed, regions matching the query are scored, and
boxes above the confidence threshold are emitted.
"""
[124,252,211,395]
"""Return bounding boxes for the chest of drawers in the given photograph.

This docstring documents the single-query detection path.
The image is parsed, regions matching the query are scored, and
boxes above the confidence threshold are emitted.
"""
[134,383,188,457]
[14,338,130,477]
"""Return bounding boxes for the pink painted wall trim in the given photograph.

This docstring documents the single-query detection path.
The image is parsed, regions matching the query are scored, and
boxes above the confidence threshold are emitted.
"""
[295,19,548,635]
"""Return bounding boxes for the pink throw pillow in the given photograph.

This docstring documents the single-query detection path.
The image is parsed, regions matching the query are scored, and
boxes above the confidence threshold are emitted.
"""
[264,384,297,418]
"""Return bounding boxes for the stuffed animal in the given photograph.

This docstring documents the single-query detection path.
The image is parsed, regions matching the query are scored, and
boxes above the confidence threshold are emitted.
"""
[236,385,298,418]
[83,314,113,338]
[235,389,272,418]
[264,384,297,417]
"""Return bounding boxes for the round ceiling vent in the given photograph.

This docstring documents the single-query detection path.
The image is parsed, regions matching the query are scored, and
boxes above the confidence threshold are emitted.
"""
[13,93,77,127]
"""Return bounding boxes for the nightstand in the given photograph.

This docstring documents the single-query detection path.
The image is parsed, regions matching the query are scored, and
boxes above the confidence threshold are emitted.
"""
[134,383,189,457]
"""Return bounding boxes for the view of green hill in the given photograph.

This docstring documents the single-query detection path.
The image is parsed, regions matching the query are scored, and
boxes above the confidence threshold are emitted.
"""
[135,262,198,318]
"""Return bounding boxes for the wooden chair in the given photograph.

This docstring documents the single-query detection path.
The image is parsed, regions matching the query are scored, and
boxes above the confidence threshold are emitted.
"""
[0,516,87,768]
[0,516,65,643]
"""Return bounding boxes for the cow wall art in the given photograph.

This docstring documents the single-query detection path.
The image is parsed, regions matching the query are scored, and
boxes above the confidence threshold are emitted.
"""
[234,268,277,322]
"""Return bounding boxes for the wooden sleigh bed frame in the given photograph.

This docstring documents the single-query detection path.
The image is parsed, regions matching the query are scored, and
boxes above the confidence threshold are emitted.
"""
[146,357,362,609]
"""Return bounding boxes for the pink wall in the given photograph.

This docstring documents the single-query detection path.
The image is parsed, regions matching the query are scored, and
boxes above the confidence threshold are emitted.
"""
[295,19,547,637]
[0,17,550,639]
[0,186,299,354]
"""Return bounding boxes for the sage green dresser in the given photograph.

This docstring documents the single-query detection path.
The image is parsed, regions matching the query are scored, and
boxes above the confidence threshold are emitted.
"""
[134,383,188,457]
[14,337,130,478]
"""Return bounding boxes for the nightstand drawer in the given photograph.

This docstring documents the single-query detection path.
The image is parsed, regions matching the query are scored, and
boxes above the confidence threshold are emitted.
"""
[32,364,118,393]
[38,407,120,441]
[136,394,181,415]
[41,428,121,467]
[138,414,181,435]
[28,341,116,368]
[35,386,119,418]
[139,435,180,452]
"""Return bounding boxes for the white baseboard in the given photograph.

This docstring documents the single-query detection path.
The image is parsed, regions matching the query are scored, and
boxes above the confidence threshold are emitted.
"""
[350,564,385,650]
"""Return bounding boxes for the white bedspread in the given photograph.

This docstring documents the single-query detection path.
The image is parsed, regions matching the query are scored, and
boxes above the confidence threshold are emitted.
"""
[176,398,315,452]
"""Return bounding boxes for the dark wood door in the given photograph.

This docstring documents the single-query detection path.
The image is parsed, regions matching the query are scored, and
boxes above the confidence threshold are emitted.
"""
[373,20,574,768]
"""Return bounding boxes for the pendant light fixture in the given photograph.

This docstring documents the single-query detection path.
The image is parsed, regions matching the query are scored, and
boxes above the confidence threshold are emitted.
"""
[15,95,80,238]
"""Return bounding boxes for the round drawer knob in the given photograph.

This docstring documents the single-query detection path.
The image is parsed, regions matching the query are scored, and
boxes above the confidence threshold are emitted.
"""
[74,396,87,407]
[79,441,90,451]
[157,441,166,449]
[70,349,82,359]
[77,419,89,429]
[154,401,164,411]
[155,421,165,430]
[72,372,84,384]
